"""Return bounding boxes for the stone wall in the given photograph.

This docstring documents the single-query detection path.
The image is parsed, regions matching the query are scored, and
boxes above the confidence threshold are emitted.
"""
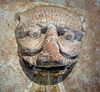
[0,1,100,92]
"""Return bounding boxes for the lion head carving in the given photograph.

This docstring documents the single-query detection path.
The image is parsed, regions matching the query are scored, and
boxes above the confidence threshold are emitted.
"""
[15,5,86,85]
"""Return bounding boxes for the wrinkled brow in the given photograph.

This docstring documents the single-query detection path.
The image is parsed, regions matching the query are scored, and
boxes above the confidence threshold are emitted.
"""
[38,25,83,41]
[40,25,66,34]
[56,26,84,41]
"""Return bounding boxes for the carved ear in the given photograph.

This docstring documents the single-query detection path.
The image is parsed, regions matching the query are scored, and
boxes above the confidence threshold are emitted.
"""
[14,12,23,28]
[15,12,21,21]
[80,16,87,35]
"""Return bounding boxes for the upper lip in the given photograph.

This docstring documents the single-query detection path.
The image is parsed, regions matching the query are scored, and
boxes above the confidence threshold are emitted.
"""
[34,61,77,71]
[35,54,78,70]
[21,53,78,72]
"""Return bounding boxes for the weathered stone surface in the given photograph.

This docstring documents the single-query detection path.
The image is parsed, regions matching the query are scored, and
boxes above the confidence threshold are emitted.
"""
[0,1,100,92]
[14,4,85,86]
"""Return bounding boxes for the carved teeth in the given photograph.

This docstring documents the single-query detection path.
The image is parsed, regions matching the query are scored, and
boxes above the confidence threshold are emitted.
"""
[19,53,37,66]
[69,59,74,62]
[63,58,78,64]
[63,58,66,63]
[34,71,38,75]
[33,57,37,66]
[66,59,69,63]
[65,59,68,63]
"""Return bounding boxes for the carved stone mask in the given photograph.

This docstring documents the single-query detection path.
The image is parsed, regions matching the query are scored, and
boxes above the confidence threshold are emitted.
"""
[15,5,86,85]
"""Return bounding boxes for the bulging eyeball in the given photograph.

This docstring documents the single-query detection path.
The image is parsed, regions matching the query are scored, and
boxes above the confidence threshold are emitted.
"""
[65,34,72,40]
[33,32,39,37]
[28,27,41,39]
[63,32,75,41]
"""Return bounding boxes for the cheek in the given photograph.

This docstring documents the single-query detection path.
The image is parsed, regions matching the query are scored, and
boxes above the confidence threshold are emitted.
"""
[19,54,37,65]
[59,40,82,56]
[17,37,44,52]
[72,41,82,50]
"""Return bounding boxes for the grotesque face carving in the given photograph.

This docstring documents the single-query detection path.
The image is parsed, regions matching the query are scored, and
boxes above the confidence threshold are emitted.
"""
[15,5,85,85]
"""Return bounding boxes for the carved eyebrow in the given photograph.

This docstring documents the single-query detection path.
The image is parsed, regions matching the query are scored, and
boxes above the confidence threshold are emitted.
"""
[56,26,66,35]
[39,25,70,34]
[56,26,83,41]
[56,26,75,36]
[39,25,83,41]
[40,26,48,34]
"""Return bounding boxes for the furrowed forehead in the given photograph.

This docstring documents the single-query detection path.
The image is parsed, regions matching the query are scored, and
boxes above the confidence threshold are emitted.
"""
[19,6,82,30]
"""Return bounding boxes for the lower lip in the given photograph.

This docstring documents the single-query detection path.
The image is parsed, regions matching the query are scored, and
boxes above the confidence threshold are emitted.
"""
[33,61,77,77]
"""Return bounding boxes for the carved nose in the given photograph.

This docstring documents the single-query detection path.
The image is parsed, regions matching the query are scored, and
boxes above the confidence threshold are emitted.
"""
[37,24,64,66]
[37,41,64,66]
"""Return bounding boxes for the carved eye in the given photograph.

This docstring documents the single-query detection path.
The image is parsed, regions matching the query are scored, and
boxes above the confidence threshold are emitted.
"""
[29,30,41,39]
[33,32,38,37]
[65,35,72,40]
[63,32,75,41]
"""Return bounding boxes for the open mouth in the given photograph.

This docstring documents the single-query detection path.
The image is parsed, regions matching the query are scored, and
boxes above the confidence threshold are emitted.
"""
[20,54,78,85]
[35,55,78,71]
[22,56,78,77]
[35,61,77,71]
[19,56,78,85]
